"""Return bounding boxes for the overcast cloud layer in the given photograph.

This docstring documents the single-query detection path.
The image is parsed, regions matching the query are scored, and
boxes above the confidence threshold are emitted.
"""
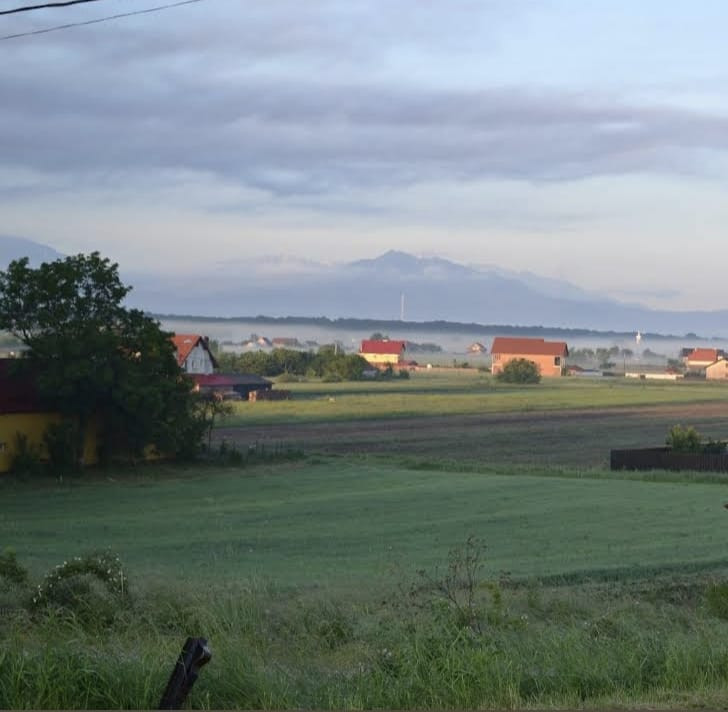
[2,0,728,310]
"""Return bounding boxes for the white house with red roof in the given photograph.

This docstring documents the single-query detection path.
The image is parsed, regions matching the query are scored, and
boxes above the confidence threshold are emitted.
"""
[171,334,218,375]
[490,337,568,378]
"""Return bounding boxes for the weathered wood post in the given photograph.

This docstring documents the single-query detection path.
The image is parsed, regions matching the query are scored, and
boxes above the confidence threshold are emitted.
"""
[158,637,212,709]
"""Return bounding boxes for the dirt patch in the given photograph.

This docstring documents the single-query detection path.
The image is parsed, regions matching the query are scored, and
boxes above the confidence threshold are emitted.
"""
[215,402,728,467]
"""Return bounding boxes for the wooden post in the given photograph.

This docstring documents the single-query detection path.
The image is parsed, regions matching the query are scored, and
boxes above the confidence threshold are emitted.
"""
[158,637,212,709]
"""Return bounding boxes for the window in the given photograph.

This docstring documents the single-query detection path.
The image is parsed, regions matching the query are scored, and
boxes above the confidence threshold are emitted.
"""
[554,357,561,366]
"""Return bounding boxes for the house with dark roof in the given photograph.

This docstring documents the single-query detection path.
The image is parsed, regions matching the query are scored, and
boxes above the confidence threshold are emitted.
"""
[190,373,273,400]
[171,334,218,375]
[360,339,407,367]
[0,359,99,473]
[490,337,568,378]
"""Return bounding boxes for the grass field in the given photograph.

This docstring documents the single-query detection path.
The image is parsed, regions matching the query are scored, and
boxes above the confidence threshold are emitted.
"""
[222,372,728,426]
[4,460,728,586]
[6,375,728,708]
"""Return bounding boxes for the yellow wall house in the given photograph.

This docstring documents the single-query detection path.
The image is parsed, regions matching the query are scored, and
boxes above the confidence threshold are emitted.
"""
[359,339,407,367]
[0,359,98,473]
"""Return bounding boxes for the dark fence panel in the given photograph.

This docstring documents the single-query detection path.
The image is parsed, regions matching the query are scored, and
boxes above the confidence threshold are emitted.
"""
[611,447,728,472]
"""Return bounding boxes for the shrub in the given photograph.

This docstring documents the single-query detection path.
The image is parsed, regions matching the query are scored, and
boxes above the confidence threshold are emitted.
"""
[31,551,129,625]
[43,420,79,475]
[497,358,541,384]
[666,425,702,453]
[10,432,42,476]
[0,549,29,588]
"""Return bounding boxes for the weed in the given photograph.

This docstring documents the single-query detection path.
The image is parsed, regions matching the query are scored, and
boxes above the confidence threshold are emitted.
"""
[0,549,29,587]
[412,536,503,633]
[705,581,728,620]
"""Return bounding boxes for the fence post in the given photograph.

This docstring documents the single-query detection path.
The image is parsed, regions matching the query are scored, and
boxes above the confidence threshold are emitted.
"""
[158,637,212,709]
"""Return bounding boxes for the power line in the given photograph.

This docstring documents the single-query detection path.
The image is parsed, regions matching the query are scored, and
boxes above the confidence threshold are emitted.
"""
[0,1,106,17]
[0,0,202,40]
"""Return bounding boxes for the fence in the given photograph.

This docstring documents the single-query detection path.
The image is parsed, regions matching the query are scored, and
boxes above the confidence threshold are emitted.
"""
[610,447,728,472]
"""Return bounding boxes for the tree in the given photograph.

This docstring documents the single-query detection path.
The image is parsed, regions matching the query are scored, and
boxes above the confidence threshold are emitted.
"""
[0,252,202,467]
[496,358,541,384]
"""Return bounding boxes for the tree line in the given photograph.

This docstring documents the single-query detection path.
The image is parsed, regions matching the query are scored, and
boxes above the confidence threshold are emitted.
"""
[215,346,374,381]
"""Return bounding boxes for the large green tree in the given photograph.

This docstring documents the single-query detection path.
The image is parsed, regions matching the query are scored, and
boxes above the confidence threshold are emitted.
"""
[0,252,202,466]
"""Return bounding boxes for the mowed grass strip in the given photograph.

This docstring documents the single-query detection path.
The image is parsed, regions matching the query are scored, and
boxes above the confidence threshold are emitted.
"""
[223,374,728,426]
[4,460,728,587]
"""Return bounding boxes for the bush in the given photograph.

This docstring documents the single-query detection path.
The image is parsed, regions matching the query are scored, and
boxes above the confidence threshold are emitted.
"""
[666,425,702,453]
[10,432,42,476]
[43,420,79,475]
[0,549,29,588]
[497,358,541,384]
[31,551,130,626]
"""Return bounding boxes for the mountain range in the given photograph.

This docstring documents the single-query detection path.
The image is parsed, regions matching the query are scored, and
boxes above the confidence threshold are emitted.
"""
[1,236,726,337]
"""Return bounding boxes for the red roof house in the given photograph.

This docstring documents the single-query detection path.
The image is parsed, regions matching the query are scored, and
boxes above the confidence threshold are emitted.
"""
[359,339,407,367]
[490,337,568,378]
[684,348,724,370]
[171,334,218,374]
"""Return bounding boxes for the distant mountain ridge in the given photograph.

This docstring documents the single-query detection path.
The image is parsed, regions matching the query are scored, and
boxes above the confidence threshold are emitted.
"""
[0,235,63,267]
[1,237,727,336]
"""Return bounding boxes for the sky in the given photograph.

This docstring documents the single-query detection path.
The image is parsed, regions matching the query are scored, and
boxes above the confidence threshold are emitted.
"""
[2,0,728,310]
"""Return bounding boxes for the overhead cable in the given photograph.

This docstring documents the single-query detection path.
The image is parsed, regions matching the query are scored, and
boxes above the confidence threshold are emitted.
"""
[0,0,202,40]
[0,1,106,17]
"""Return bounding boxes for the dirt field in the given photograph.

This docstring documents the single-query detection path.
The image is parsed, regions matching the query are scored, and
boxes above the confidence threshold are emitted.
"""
[217,401,728,467]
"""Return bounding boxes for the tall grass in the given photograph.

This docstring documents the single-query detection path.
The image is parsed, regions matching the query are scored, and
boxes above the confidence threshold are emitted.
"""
[5,577,728,708]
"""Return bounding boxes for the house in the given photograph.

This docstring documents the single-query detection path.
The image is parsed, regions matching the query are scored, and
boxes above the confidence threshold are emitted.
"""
[0,359,98,473]
[490,337,568,378]
[467,342,487,354]
[683,348,725,372]
[359,339,407,367]
[706,358,728,380]
[272,337,301,348]
[171,334,218,375]
[190,373,274,400]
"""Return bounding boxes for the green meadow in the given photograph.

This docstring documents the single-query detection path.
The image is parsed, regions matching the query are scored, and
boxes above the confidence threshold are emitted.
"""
[223,372,728,425]
[5,374,728,708]
[3,460,728,586]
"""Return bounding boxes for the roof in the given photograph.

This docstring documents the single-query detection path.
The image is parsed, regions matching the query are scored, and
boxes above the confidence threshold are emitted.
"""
[686,348,721,363]
[490,337,569,357]
[190,373,272,388]
[171,334,218,368]
[360,339,407,355]
[0,359,45,414]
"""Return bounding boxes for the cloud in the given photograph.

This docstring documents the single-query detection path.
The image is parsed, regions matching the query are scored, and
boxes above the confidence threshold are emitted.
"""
[1,1,728,203]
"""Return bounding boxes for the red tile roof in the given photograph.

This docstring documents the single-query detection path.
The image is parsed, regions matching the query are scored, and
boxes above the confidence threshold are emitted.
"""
[360,339,406,355]
[490,337,568,357]
[687,348,720,363]
[171,334,218,369]
[171,334,204,367]
[0,359,45,413]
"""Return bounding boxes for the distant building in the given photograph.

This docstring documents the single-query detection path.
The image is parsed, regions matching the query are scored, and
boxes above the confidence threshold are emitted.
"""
[467,342,487,354]
[683,348,725,372]
[171,334,218,375]
[190,373,274,400]
[0,359,99,473]
[360,339,407,367]
[706,358,728,380]
[272,337,302,348]
[490,337,568,378]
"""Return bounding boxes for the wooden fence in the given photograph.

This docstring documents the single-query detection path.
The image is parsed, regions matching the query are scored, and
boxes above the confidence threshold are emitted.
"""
[610,447,728,472]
